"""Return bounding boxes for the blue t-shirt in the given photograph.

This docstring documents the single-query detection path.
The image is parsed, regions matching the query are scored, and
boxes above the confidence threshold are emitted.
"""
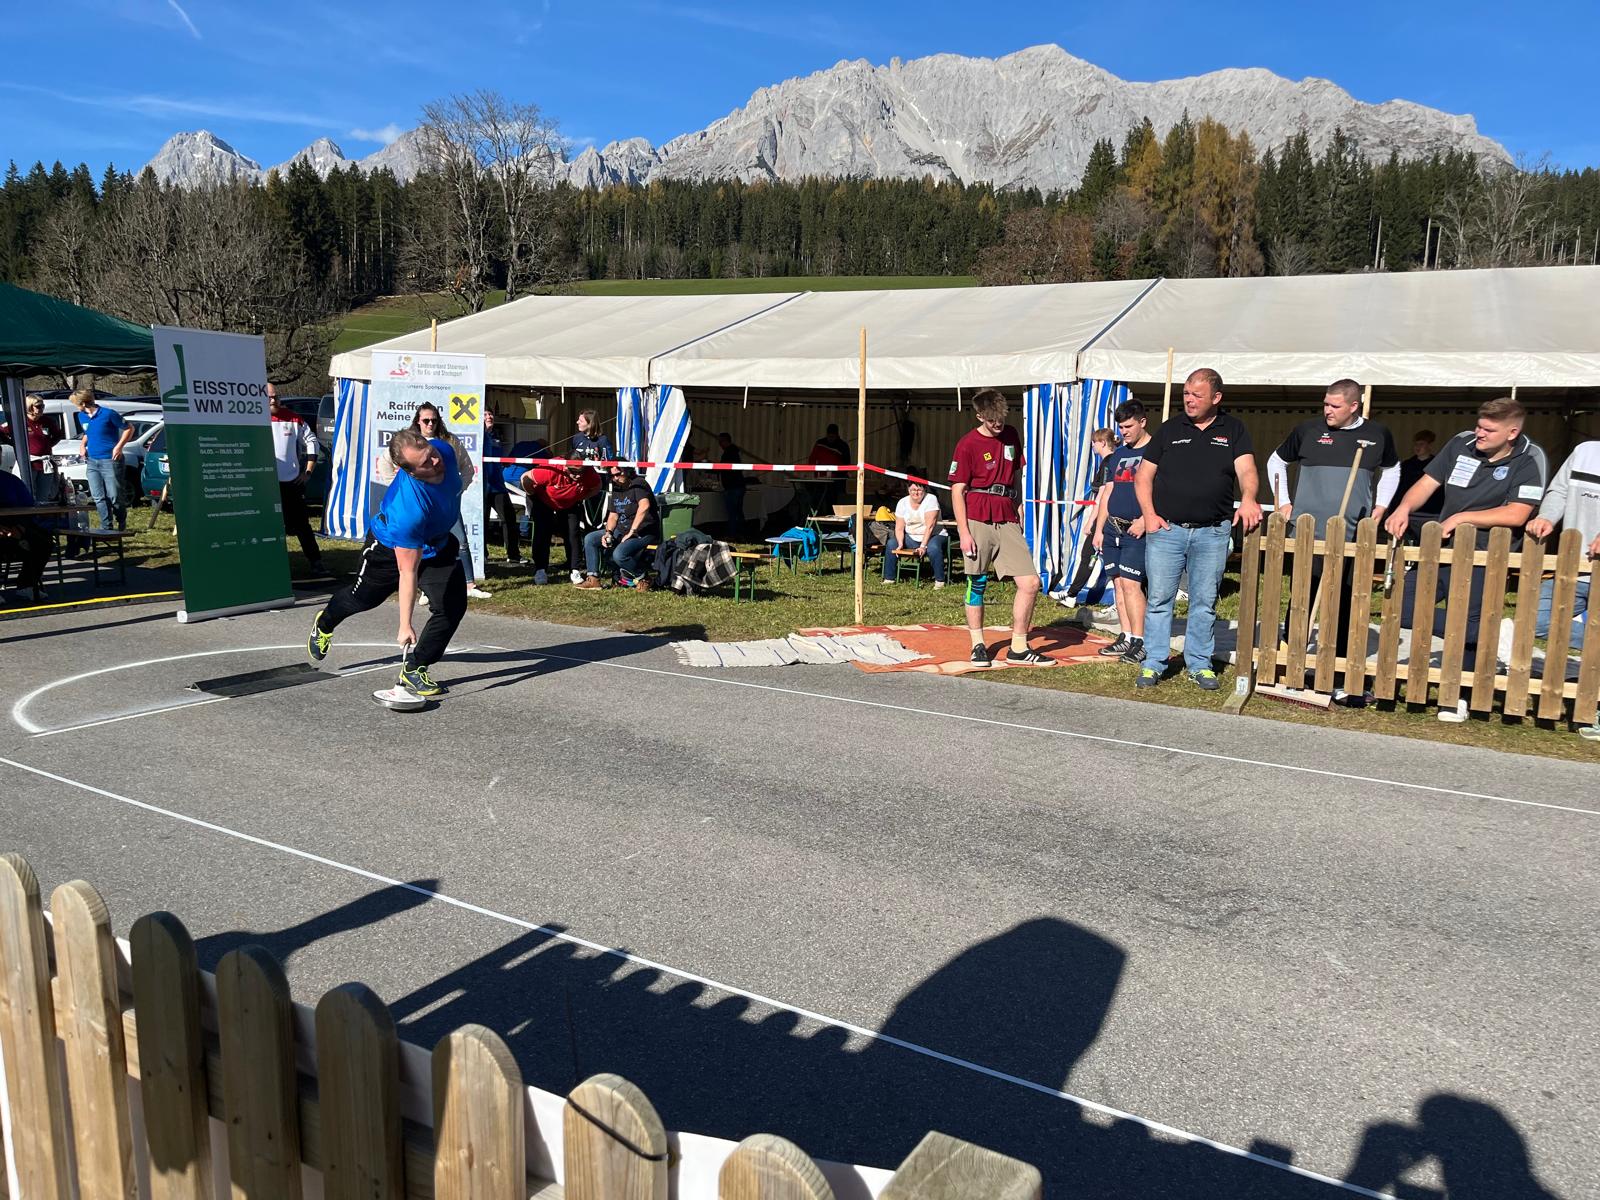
[80,407,127,460]
[1104,442,1148,521]
[502,439,546,490]
[371,438,461,558]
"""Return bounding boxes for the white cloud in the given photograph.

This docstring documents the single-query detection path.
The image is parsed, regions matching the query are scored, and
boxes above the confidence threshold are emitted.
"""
[349,123,406,145]
[166,0,201,39]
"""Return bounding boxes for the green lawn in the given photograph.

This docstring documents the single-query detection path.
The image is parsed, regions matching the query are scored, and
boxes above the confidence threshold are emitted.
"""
[329,276,973,355]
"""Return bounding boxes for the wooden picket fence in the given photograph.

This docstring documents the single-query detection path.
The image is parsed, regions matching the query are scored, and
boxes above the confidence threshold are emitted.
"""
[0,855,1041,1200]
[1232,514,1600,721]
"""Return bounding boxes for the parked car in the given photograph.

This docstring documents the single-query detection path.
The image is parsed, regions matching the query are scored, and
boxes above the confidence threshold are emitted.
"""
[140,426,170,504]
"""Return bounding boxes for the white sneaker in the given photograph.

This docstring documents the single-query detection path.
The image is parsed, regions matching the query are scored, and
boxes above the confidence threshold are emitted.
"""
[570,569,585,585]
[1437,699,1469,723]
[467,585,492,599]
[882,578,896,586]
[533,569,548,585]
[418,593,429,607]
[933,581,946,589]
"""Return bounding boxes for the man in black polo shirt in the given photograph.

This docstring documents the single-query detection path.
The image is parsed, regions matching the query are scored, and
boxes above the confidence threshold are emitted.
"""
[1133,367,1262,690]
[1384,397,1546,712]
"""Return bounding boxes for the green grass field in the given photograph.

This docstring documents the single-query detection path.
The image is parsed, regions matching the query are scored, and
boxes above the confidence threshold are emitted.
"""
[329,276,974,356]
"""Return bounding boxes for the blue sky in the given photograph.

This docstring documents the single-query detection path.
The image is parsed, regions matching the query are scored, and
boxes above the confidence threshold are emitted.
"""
[5,0,1598,177]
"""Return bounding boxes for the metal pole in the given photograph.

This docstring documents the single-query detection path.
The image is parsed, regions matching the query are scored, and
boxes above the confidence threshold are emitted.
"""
[854,327,867,625]
[4,376,33,498]
[1162,348,1174,422]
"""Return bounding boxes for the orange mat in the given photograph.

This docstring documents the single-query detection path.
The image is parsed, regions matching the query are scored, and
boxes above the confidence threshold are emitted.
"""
[799,623,1117,675]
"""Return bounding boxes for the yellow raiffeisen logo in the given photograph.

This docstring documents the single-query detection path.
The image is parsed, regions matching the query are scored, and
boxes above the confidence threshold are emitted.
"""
[162,343,268,416]
[450,393,481,423]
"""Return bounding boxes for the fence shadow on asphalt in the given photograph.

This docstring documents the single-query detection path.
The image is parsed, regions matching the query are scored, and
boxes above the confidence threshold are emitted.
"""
[202,882,1565,1200]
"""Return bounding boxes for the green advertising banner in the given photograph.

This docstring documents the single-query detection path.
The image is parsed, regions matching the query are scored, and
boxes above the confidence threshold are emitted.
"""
[153,326,293,622]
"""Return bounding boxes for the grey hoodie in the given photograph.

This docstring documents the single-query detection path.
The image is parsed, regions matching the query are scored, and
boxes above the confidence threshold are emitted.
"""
[1536,440,1600,546]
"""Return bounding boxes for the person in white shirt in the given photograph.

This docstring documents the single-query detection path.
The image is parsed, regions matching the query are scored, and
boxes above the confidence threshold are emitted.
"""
[882,480,947,587]
[267,385,326,574]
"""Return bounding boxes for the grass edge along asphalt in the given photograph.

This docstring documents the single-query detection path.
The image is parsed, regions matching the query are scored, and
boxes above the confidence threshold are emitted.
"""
[23,524,1599,766]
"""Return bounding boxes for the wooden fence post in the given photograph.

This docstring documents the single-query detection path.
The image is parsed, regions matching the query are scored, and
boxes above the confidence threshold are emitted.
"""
[130,912,214,1200]
[1575,556,1600,725]
[217,947,304,1200]
[564,1073,667,1200]
[1283,514,1317,686]
[1403,523,1444,706]
[1538,528,1585,721]
[316,984,404,1200]
[1505,535,1546,717]
[1223,524,1262,713]
[1254,513,1288,687]
[51,880,138,1200]
[1312,517,1348,693]
[719,1135,833,1200]
[433,1026,525,1200]
[0,854,72,1200]
[1470,528,1513,714]
[1343,517,1379,698]
[880,1132,1040,1200]
[1437,523,1479,711]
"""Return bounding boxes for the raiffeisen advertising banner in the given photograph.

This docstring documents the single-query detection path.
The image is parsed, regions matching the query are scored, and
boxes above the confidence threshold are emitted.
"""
[367,350,486,579]
[153,326,293,622]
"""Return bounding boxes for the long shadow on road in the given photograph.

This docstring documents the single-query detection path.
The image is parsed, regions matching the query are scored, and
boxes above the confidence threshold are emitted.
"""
[194,883,1568,1199]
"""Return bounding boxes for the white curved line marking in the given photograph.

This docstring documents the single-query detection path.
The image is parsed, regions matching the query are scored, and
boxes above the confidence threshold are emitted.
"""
[11,643,397,734]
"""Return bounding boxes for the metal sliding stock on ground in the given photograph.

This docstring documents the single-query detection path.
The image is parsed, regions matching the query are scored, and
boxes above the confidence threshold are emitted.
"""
[0,853,1041,1200]
[1232,513,1600,722]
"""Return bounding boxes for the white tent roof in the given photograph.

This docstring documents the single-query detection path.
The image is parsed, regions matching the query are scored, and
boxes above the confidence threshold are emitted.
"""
[327,292,801,389]
[1077,266,1600,388]
[650,280,1156,389]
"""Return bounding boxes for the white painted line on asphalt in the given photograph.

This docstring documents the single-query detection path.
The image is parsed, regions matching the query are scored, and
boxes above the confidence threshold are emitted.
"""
[483,644,1600,820]
[12,644,460,736]
[0,753,1391,1200]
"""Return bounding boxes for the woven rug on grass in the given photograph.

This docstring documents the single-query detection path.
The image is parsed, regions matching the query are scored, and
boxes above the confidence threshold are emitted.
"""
[798,624,1116,674]
[671,633,930,669]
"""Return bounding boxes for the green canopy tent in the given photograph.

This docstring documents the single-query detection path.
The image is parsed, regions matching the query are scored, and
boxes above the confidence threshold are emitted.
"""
[1,282,156,497]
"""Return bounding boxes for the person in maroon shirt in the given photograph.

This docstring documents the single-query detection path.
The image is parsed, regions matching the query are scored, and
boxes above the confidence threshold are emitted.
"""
[948,389,1049,667]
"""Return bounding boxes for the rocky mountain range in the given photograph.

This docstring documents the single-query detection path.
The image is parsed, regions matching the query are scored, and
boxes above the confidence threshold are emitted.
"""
[142,45,1510,191]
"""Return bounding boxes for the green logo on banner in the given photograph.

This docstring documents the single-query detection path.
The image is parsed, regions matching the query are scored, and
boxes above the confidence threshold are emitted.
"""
[162,343,192,414]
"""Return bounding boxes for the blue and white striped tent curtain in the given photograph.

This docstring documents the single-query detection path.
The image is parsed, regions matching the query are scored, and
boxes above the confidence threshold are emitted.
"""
[644,384,692,494]
[615,386,648,461]
[325,377,372,542]
[1021,378,1130,595]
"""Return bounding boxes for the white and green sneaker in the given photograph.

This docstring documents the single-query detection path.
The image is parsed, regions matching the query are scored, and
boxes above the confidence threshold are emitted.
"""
[398,663,447,697]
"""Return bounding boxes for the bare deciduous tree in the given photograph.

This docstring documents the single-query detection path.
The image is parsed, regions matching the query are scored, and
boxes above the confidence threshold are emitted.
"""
[1438,154,1551,269]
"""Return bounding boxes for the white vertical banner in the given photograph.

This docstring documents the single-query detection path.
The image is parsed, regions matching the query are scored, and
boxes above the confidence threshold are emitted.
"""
[367,350,486,579]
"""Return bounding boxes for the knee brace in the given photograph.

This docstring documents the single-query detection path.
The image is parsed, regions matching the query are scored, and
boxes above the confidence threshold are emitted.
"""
[964,573,989,605]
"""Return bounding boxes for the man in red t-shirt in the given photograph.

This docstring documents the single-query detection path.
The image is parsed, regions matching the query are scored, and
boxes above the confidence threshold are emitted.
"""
[948,388,1048,667]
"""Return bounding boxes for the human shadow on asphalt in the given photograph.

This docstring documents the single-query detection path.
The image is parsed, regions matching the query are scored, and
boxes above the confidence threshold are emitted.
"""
[0,607,174,646]
[207,891,1567,1199]
[189,879,437,971]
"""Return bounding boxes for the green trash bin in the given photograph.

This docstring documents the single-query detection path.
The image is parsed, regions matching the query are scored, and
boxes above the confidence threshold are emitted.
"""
[657,491,700,540]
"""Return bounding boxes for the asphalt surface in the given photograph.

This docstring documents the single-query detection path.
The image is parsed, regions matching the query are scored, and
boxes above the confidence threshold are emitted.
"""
[2,595,1594,1200]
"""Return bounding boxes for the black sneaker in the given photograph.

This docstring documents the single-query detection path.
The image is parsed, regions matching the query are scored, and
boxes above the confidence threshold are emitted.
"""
[1188,668,1221,691]
[398,663,448,697]
[307,612,332,663]
[1007,647,1053,666]
[1118,638,1146,664]
[1331,688,1374,709]
[969,643,992,668]
[1098,634,1130,657]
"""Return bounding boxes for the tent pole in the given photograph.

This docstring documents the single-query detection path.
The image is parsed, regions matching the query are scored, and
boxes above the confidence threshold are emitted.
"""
[430,318,438,351]
[4,376,33,498]
[854,327,867,625]
[1362,383,1372,420]
[1161,348,1174,422]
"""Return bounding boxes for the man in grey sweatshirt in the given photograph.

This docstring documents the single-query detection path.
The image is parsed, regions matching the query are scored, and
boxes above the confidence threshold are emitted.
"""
[1526,439,1600,655]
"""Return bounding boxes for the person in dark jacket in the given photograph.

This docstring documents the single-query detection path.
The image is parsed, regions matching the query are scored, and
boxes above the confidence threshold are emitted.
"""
[482,410,521,567]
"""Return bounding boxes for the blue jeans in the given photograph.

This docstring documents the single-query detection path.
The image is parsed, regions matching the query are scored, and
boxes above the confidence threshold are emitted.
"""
[1535,576,1590,653]
[84,458,124,529]
[1142,521,1231,674]
[583,529,653,580]
[883,532,947,581]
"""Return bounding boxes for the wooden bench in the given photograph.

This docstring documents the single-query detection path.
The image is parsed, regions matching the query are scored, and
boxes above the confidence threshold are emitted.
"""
[729,551,763,601]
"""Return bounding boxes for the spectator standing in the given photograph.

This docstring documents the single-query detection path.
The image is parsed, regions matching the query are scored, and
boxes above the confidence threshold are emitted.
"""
[948,388,1049,666]
[1526,438,1599,655]
[1093,401,1153,664]
[817,423,853,463]
[1134,368,1263,691]
[1265,379,1400,704]
[1061,427,1117,610]
[882,480,947,587]
[24,396,60,503]
[574,466,659,591]
[522,458,601,584]
[73,389,132,530]
[308,429,467,698]
[1395,430,1445,536]
[267,385,327,575]
[1385,397,1546,719]
[481,410,522,568]
[716,432,751,536]
[572,409,614,463]
[0,467,51,603]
